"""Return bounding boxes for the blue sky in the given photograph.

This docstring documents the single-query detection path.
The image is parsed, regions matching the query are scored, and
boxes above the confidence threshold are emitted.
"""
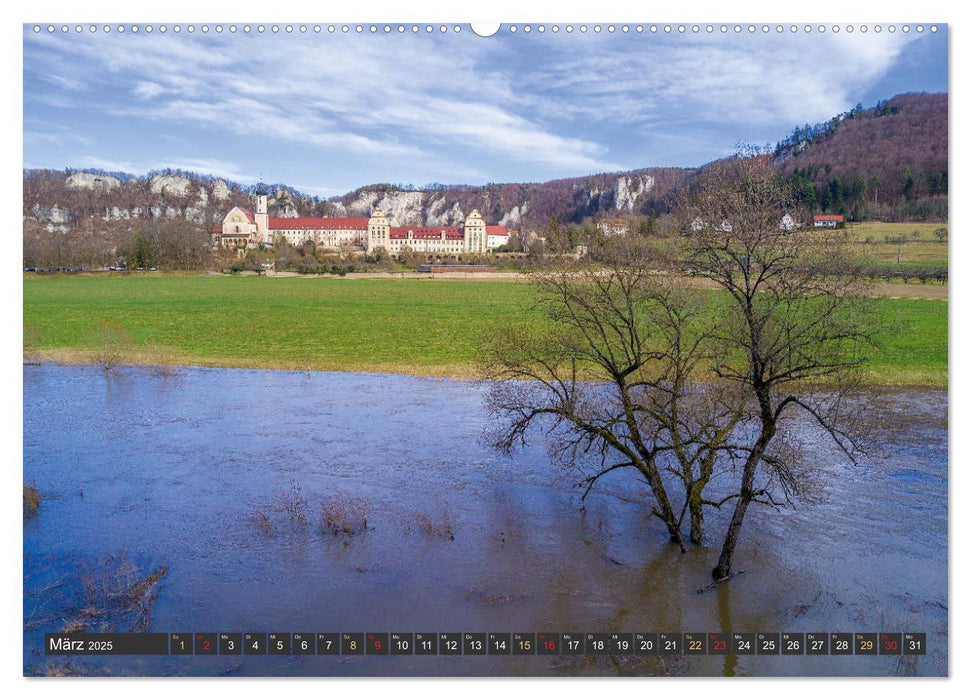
[23,24,948,197]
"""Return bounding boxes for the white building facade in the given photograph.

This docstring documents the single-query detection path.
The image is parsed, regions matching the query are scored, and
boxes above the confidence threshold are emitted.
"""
[214,197,509,256]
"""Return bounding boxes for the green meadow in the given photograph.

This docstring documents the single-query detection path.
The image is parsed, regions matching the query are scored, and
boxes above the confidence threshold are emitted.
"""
[23,274,947,386]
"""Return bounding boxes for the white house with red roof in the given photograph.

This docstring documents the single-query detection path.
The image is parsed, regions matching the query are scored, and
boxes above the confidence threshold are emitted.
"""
[214,195,510,256]
[813,214,844,228]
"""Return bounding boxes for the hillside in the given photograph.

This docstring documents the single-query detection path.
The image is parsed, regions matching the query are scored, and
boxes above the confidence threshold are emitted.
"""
[23,166,690,234]
[776,93,947,220]
[22,92,948,269]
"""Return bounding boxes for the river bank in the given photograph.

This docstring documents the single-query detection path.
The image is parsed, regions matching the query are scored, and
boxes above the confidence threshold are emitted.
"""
[23,276,947,386]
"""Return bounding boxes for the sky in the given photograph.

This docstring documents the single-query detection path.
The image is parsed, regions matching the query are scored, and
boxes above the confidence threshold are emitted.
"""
[22,23,948,198]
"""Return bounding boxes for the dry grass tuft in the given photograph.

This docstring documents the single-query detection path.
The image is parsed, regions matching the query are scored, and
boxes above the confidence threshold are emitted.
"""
[279,479,310,529]
[24,480,41,519]
[320,492,372,536]
[253,507,274,535]
[413,506,455,540]
[67,551,168,632]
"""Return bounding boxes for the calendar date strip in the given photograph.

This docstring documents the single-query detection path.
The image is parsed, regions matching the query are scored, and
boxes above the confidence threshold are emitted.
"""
[45,632,927,656]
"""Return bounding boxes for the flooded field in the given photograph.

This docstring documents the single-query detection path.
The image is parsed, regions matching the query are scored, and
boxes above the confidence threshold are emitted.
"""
[23,364,947,676]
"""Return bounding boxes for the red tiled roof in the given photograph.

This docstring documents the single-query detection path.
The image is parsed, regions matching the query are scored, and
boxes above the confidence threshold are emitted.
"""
[238,207,256,223]
[485,225,509,235]
[814,215,844,221]
[389,226,465,240]
[269,217,368,231]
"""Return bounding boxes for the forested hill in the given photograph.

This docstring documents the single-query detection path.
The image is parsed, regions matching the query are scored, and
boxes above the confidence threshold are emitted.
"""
[775,92,947,220]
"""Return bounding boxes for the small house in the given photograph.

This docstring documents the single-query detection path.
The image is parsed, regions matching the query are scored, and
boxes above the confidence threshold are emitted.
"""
[813,215,844,229]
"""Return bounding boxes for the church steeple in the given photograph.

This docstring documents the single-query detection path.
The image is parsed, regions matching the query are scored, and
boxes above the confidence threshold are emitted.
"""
[255,192,269,243]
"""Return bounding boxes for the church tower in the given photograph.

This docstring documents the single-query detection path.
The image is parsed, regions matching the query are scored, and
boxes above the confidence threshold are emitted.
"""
[367,210,391,253]
[464,209,487,254]
[255,193,269,244]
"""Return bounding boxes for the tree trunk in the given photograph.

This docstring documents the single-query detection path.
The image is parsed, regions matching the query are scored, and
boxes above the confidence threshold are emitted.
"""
[689,484,705,545]
[660,497,686,552]
[712,416,776,579]
[712,492,752,579]
[637,461,686,552]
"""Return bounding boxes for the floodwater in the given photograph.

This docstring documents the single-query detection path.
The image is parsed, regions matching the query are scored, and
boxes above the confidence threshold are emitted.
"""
[23,364,947,676]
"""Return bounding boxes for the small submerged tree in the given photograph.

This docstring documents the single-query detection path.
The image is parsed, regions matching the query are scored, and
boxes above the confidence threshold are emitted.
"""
[486,152,874,580]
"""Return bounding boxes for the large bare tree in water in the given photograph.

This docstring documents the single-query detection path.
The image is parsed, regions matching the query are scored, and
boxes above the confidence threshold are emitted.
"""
[682,154,873,578]
[486,154,873,580]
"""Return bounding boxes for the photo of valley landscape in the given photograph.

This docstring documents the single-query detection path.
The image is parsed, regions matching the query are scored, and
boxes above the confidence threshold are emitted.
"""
[22,21,948,678]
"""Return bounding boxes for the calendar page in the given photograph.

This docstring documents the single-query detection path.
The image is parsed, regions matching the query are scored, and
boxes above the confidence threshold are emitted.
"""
[22,18,949,679]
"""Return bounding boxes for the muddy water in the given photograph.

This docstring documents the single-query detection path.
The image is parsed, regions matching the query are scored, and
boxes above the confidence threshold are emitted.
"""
[22,365,947,676]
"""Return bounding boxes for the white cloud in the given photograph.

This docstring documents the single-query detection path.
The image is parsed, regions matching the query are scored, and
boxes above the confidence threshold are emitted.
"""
[22,28,938,184]
[515,32,919,128]
[24,32,619,175]
[23,125,91,147]
[133,81,165,100]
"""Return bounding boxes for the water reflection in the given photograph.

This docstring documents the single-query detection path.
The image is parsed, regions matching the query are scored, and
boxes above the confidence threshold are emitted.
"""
[23,365,947,676]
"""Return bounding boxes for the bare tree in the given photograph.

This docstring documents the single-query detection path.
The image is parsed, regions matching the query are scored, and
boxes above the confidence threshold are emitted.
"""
[485,238,740,551]
[680,154,874,579]
[93,318,132,371]
[486,153,875,581]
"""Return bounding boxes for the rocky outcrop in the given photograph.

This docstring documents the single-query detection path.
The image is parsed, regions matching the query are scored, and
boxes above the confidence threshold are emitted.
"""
[498,204,525,227]
[346,190,425,226]
[66,172,121,192]
[30,203,72,224]
[613,174,654,211]
[149,174,193,197]
[211,179,231,201]
[424,198,465,227]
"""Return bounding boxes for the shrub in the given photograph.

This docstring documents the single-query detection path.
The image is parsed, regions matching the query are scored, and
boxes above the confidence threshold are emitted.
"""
[75,551,169,632]
[279,479,310,529]
[253,507,274,535]
[93,319,132,371]
[413,507,455,540]
[320,492,371,536]
[23,480,41,519]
